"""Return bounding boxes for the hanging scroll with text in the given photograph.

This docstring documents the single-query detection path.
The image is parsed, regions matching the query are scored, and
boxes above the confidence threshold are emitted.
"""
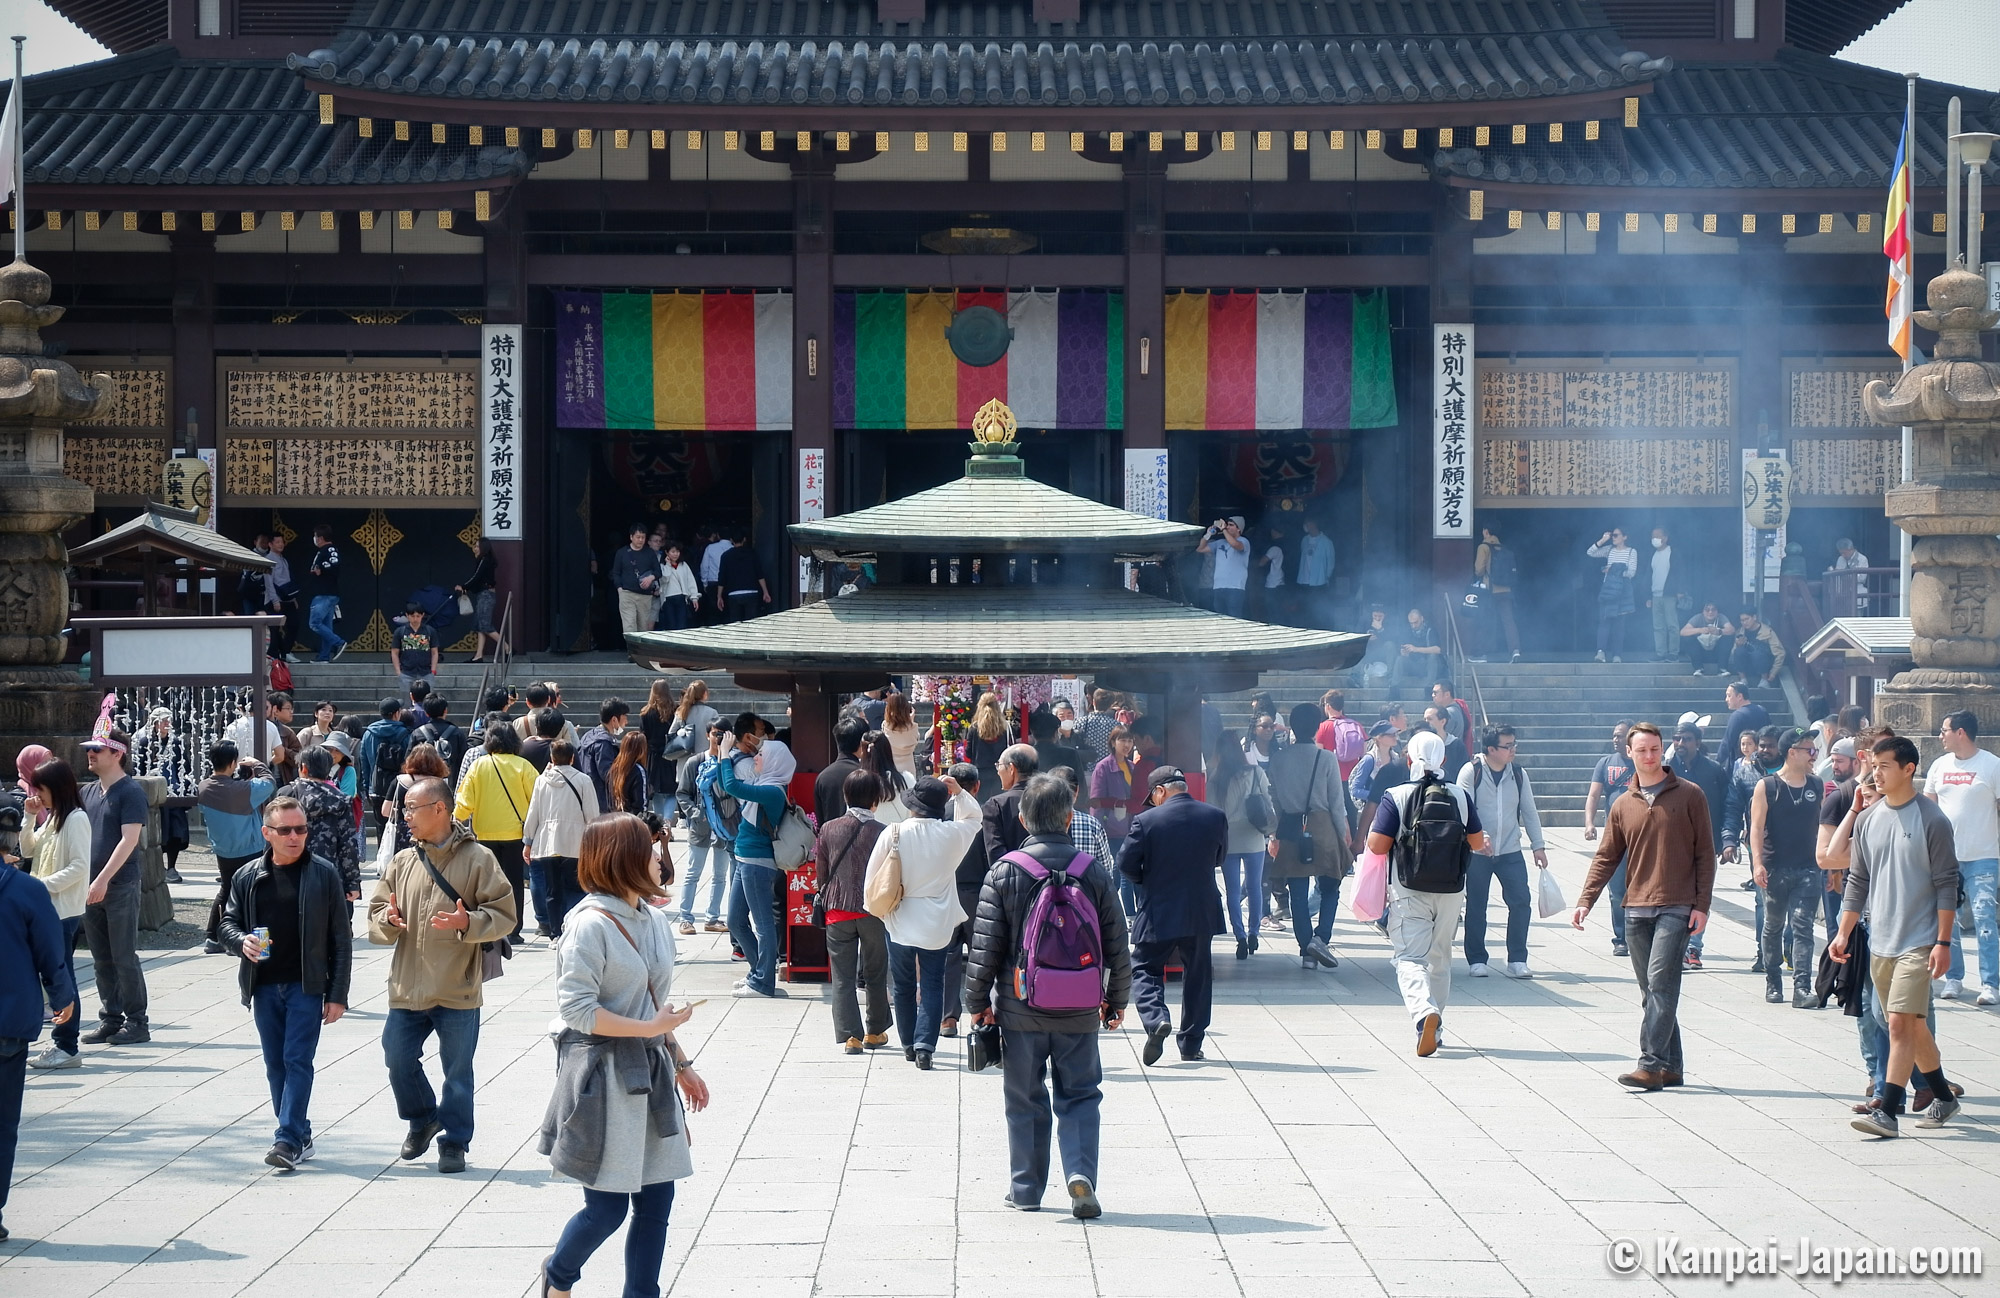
[61,358,172,503]
[1432,324,1472,538]
[1475,358,1735,505]
[481,326,523,539]
[220,358,477,508]
[1786,363,1900,498]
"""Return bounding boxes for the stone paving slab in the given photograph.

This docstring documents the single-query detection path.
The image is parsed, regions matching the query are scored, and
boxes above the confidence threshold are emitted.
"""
[6,827,1999,1296]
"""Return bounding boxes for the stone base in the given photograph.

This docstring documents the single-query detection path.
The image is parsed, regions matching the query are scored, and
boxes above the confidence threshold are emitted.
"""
[0,672,102,775]
[1875,671,2000,764]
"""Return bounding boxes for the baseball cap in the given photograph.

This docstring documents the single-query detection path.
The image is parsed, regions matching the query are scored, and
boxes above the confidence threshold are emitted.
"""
[1148,765,1189,789]
[1368,720,1397,738]
[1832,736,1857,758]
[1779,726,1815,751]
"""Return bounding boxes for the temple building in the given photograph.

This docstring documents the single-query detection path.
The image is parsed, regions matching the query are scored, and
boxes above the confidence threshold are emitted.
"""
[7,0,1995,655]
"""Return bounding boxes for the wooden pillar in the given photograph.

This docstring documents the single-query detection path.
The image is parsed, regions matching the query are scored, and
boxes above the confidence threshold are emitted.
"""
[793,157,836,609]
[1740,227,1787,613]
[790,673,834,780]
[1122,160,1166,452]
[483,198,531,649]
[1162,674,1204,773]
[169,228,216,460]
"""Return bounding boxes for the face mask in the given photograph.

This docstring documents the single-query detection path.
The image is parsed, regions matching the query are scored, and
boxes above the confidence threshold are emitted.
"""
[1651,537,1664,549]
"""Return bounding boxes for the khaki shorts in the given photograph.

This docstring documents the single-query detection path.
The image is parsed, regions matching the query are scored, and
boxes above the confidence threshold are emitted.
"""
[1870,948,1934,1016]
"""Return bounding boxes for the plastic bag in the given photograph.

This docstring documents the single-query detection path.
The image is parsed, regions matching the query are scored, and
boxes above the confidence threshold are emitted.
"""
[1535,865,1566,919]
[1349,850,1388,922]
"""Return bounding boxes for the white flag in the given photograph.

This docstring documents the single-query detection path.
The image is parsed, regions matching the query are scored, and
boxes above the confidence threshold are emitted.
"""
[0,74,18,208]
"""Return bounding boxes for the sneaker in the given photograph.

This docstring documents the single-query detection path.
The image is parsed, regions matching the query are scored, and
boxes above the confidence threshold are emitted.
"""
[1510,652,1522,663]
[1684,950,1703,970]
[164,867,184,884]
[704,920,730,933]
[203,939,227,955]
[1850,1108,1900,1139]
[400,1119,443,1161]
[1980,987,1999,1007]
[1306,938,1338,969]
[265,1142,299,1170]
[1793,989,1818,1009]
[1504,962,1532,979]
[1611,656,1622,663]
[1914,1097,1962,1128]
[27,1046,80,1070]
[678,922,696,936]
[1001,1197,1040,1212]
[1941,978,1964,999]
[1299,955,1316,970]
[1611,942,1629,958]
[1416,1012,1441,1058]
[296,1139,316,1163]
[1067,1175,1102,1219]
[107,1023,151,1046]
[332,641,348,662]
[1468,962,1490,978]
[437,1143,467,1174]
[732,985,789,999]
[79,1021,121,1045]
[1593,650,1606,663]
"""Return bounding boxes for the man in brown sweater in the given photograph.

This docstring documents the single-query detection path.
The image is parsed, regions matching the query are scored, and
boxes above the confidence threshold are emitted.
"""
[1572,721,1717,1091]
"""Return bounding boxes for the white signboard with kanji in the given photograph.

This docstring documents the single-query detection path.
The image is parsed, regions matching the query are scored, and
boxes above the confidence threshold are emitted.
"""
[1433,324,1473,538]
[480,325,523,540]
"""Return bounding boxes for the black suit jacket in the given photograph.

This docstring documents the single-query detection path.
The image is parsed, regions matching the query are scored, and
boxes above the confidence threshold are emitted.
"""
[1116,793,1228,943]
[982,785,1029,865]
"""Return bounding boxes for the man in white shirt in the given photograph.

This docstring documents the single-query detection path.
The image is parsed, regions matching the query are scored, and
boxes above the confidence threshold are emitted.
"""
[1197,516,1251,619]
[1925,710,2000,1003]
[699,530,733,620]
[1832,538,1871,615]
[1648,527,1676,663]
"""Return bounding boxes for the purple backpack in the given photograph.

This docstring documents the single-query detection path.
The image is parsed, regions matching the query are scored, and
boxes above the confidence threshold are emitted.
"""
[1003,850,1106,1012]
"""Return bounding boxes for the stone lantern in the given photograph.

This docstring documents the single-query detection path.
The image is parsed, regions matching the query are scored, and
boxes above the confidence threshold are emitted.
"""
[0,257,112,768]
[1864,264,2000,752]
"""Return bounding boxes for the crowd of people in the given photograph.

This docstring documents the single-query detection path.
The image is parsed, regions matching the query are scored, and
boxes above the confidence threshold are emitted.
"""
[3,663,1988,1284]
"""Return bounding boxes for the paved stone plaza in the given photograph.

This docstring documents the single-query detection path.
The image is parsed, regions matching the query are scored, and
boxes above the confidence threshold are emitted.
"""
[6,827,1998,1297]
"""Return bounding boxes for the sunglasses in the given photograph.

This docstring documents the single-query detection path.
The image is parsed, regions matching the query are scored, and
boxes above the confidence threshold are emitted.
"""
[270,825,309,836]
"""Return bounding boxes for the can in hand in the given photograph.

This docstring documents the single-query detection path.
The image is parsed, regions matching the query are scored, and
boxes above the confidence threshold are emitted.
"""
[253,927,272,962]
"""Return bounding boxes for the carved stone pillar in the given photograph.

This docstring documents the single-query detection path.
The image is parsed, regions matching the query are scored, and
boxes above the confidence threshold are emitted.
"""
[1864,266,2000,755]
[0,258,110,771]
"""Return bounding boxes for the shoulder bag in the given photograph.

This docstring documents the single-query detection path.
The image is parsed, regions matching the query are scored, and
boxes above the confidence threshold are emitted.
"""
[863,823,905,920]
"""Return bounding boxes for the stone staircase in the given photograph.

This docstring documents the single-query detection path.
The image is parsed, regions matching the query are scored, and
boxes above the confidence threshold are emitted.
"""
[285,654,770,723]
[1212,662,1789,827]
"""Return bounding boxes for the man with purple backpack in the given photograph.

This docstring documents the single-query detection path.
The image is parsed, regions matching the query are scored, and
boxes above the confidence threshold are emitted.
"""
[965,774,1132,1220]
[1118,766,1230,1065]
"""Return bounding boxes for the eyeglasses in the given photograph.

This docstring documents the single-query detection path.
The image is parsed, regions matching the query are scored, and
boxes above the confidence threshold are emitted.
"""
[270,825,309,836]
[405,800,445,812]
[1493,742,1517,750]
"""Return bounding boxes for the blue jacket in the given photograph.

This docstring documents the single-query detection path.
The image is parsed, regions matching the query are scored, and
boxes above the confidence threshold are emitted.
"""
[195,772,277,859]
[1116,792,1229,944]
[0,866,77,1043]
[359,717,408,797]
[716,754,787,864]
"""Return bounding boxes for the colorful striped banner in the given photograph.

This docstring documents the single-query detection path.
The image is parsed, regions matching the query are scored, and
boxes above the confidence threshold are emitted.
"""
[1163,290,1397,431]
[554,290,793,430]
[833,290,1124,430]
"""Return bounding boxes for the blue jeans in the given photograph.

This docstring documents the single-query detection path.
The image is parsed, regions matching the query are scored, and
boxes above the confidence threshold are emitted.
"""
[253,980,325,1149]
[1625,909,1690,1073]
[1464,850,1530,966]
[540,857,585,937]
[1212,587,1246,618]
[649,787,677,824]
[1947,858,2000,989]
[1729,640,1774,682]
[547,1180,676,1298]
[1288,874,1339,951]
[728,860,784,994]
[308,595,344,659]
[527,857,551,932]
[678,842,730,924]
[382,1005,481,1148]
[889,941,949,1052]
[51,916,82,1054]
[1001,1028,1103,1205]
[1220,852,1266,942]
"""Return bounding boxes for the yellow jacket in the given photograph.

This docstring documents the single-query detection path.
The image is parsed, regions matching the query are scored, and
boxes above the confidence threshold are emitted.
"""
[454,752,538,840]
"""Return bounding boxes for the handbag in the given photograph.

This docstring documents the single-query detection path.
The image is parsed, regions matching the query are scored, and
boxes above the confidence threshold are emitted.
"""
[863,823,905,919]
[372,815,400,876]
[1534,865,1567,919]
[1349,850,1388,922]
[965,1020,1003,1073]
[412,851,511,981]
[1242,767,1276,839]
[456,592,474,616]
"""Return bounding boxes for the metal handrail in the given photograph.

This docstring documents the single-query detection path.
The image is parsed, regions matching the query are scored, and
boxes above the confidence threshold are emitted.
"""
[473,592,515,714]
[1441,599,1490,729]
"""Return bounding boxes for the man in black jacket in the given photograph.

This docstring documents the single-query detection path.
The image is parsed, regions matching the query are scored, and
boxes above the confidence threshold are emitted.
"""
[981,744,1039,865]
[1119,766,1230,1065]
[1674,722,1732,969]
[813,717,869,822]
[965,774,1132,1220]
[303,524,347,662]
[716,529,771,622]
[218,796,353,1171]
[411,696,467,787]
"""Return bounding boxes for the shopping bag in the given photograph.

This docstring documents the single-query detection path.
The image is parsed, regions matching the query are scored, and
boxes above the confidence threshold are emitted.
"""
[1535,865,1566,919]
[1348,850,1388,922]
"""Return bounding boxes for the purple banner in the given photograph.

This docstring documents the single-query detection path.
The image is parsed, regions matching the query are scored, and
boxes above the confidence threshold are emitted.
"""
[1055,290,1107,429]
[553,291,605,429]
[1300,291,1353,428]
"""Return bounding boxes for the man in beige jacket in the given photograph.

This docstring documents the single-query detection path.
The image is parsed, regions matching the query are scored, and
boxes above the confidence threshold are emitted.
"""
[367,777,516,1173]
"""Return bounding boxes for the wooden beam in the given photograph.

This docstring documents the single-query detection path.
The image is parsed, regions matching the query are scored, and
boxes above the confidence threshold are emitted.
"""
[526,254,795,287]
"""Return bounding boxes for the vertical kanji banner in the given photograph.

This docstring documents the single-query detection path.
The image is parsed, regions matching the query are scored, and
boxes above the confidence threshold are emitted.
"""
[480,324,523,540]
[1433,323,1472,539]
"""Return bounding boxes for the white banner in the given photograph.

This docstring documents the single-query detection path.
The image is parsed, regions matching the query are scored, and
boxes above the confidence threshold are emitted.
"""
[480,325,523,540]
[799,447,827,594]
[1433,324,1473,538]
[1123,448,1169,520]
[1741,448,1787,595]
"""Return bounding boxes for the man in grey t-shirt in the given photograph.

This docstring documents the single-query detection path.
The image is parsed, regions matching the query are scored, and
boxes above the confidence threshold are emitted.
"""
[1833,735,1960,1138]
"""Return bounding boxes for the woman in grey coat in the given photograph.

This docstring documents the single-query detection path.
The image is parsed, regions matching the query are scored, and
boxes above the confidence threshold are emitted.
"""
[539,813,710,1298]
[1265,703,1359,971]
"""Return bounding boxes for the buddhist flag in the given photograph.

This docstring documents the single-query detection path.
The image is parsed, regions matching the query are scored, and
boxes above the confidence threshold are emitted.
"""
[552,290,793,430]
[1162,290,1398,431]
[1882,102,1914,360]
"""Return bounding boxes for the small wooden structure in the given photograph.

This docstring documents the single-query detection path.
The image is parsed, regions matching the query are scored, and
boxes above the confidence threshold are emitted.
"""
[68,503,273,616]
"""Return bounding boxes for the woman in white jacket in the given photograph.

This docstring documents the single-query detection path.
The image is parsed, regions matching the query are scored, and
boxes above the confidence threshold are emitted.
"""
[19,759,90,1069]
[522,739,602,938]
[867,774,980,1069]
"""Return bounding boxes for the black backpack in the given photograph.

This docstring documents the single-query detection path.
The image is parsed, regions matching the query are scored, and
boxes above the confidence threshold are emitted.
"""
[413,722,461,780]
[1393,773,1471,894]
[370,729,410,801]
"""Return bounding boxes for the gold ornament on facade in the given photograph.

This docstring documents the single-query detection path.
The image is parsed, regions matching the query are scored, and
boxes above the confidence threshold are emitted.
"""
[269,512,297,545]
[971,398,1018,445]
[349,608,394,653]
[352,509,404,573]
[458,516,485,553]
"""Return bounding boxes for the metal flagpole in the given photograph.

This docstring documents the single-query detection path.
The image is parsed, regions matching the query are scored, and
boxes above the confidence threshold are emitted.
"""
[1899,72,1917,618]
[9,37,22,263]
